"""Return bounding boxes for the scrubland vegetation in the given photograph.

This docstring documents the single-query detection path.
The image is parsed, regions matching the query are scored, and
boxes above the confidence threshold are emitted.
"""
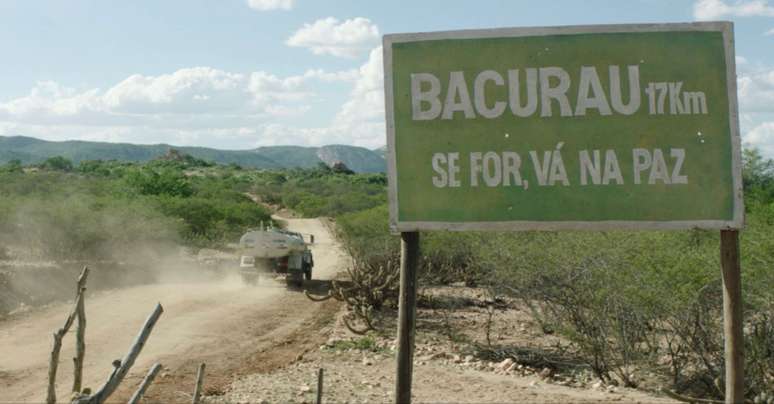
[0,155,385,261]
[332,149,774,401]
[0,155,271,261]
[1,149,772,400]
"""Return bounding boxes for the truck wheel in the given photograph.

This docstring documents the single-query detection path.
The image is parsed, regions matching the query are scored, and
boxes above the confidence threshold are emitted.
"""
[286,274,302,288]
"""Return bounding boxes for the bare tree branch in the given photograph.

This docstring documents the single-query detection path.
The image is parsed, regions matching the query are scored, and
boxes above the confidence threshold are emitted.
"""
[343,314,373,335]
[47,267,89,404]
[127,363,162,404]
[75,303,164,404]
[47,313,76,404]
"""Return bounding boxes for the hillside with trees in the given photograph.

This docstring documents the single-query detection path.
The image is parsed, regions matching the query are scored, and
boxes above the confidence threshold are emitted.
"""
[0,136,386,173]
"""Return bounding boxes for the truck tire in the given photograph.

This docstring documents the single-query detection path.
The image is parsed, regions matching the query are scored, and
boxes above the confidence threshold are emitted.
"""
[303,263,312,280]
[286,273,303,288]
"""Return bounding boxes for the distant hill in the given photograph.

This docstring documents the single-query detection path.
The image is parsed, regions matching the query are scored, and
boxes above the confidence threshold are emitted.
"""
[373,145,387,159]
[253,145,320,169]
[0,136,386,173]
[317,145,386,173]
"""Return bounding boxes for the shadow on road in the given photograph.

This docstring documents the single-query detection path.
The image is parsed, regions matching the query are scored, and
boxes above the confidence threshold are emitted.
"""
[293,279,353,295]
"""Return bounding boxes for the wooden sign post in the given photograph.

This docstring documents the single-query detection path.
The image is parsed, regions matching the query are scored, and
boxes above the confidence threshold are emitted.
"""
[721,230,743,404]
[395,232,419,404]
[383,22,745,404]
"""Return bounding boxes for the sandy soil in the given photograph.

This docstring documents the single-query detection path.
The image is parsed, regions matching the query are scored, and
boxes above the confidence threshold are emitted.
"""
[207,345,677,404]
[205,287,680,404]
[0,218,344,403]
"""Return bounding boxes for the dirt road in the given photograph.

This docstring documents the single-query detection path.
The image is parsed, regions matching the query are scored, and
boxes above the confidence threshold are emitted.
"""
[0,218,344,403]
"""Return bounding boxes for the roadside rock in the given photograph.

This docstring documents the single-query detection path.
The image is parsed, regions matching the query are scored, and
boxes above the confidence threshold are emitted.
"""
[497,358,514,371]
[419,352,447,361]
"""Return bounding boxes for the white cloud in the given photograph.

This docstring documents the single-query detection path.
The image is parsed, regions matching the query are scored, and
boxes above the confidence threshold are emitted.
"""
[738,68,774,113]
[766,28,774,35]
[0,65,373,148]
[0,81,101,119]
[744,121,774,155]
[246,0,294,11]
[103,67,250,114]
[286,17,379,58]
[694,0,774,20]
[333,47,384,131]
[302,68,360,83]
[0,55,387,149]
[0,67,338,122]
[737,61,774,157]
[255,46,386,149]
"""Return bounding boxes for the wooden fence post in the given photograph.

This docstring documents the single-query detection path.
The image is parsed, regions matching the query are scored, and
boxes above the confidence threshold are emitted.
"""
[395,231,419,404]
[192,363,206,404]
[73,266,89,394]
[316,368,324,404]
[47,267,89,404]
[720,230,744,404]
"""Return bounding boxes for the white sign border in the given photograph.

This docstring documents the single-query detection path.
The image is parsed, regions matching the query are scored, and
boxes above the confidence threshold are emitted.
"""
[383,21,744,233]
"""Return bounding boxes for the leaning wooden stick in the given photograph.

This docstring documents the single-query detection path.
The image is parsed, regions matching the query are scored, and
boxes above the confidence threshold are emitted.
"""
[74,303,164,404]
[192,363,206,404]
[73,267,89,394]
[47,267,89,404]
[127,363,162,404]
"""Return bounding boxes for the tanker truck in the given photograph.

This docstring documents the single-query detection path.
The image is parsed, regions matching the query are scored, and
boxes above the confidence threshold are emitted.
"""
[237,225,313,287]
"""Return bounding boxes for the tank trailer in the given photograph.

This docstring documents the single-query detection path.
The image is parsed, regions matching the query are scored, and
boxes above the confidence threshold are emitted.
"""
[237,226,313,287]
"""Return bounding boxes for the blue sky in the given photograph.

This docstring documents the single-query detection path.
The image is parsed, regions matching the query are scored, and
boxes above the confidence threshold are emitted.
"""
[0,0,772,153]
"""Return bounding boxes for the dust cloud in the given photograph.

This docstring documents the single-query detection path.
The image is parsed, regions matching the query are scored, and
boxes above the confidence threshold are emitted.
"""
[0,216,337,402]
[0,206,248,317]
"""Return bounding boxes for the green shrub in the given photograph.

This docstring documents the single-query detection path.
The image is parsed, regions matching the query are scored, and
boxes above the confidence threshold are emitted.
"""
[327,335,384,352]
[250,169,387,218]
[336,205,484,285]
[40,156,73,171]
[126,168,193,197]
[1,159,23,173]
[155,193,270,245]
[0,193,180,260]
[77,160,112,176]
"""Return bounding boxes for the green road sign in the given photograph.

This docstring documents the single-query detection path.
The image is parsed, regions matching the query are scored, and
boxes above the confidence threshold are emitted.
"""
[383,22,743,232]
